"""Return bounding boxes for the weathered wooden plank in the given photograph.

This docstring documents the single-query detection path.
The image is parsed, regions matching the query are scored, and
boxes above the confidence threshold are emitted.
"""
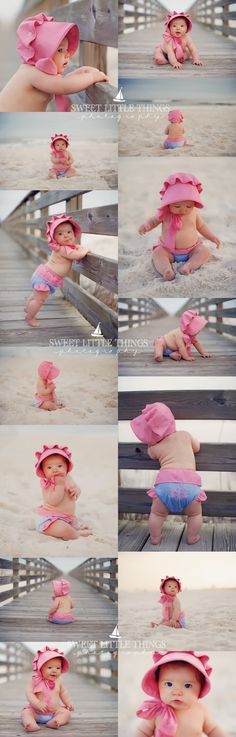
[51,0,118,47]
[17,205,118,237]
[118,353,236,377]
[178,522,214,551]
[213,520,236,551]
[62,277,117,340]
[118,520,150,550]
[142,518,185,552]
[119,443,236,472]
[119,518,236,552]
[119,391,236,420]
[119,488,236,517]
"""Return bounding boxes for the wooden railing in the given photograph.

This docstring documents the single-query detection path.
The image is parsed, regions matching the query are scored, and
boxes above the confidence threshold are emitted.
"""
[70,642,118,691]
[0,643,32,683]
[70,558,118,602]
[17,0,118,106]
[0,558,60,606]
[3,190,118,341]
[119,389,236,518]
[119,0,164,34]
[191,0,236,38]
[183,298,236,338]
[119,298,166,331]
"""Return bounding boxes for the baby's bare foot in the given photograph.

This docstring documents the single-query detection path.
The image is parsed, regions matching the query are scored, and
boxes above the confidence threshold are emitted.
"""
[78,529,93,537]
[163,267,175,281]
[25,316,40,327]
[178,263,191,275]
[169,351,181,361]
[150,621,158,628]
[24,725,40,732]
[46,717,59,729]
[150,537,161,545]
[187,534,200,545]
[154,350,163,362]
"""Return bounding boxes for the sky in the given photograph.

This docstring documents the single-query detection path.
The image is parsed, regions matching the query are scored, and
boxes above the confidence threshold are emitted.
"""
[119,552,236,590]
[46,557,89,573]
[0,190,118,221]
[24,642,76,655]
[0,0,194,22]
[0,113,116,142]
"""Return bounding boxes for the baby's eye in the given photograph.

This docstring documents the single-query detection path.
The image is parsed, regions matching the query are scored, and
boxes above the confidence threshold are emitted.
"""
[57,47,64,53]
[184,683,192,689]
[164,682,173,688]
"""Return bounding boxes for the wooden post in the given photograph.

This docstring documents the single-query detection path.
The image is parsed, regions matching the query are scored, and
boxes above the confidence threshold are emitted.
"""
[26,559,31,593]
[13,558,19,600]
[223,4,229,36]
[216,301,223,334]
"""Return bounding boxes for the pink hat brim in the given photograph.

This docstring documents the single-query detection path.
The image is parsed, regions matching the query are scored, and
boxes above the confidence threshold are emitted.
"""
[35,446,73,477]
[17,16,79,71]
[161,182,203,208]
[166,13,193,32]
[34,648,69,674]
[142,652,211,699]
[160,577,182,593]
[38,362,60,381]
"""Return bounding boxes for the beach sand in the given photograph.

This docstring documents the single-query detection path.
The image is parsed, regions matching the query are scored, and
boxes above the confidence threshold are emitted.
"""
[0,349,117,425]
[119,651,235,737]
[0,425,117,557]
[0,141,117,189]
[119,156,236,297]
[119,105,236,157]
[118,589,236,650]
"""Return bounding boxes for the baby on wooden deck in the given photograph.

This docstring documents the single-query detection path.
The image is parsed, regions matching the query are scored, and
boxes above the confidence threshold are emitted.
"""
[22,646,74,730]
[153,309,210,362]
[154,11,203,69]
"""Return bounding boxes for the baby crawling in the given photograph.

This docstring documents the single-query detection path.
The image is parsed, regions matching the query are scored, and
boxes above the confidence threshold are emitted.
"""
[150,576,187,629]
[35,444,93,540]
[48,133,76,179]
[154,309,210,362]
[154,11,203,69]
[135,651,226,737]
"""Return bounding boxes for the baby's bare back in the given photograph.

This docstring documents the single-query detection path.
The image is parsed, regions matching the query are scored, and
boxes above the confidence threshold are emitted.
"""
[0,66,52,112]
[152,431,196,470]
[167,122,184,137]
[162,327,184,350]
[56,594,72,614]
[161,209,198,249]
[155,700,204,736]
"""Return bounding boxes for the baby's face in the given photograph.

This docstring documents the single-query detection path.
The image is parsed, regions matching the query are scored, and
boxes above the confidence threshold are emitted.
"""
[53,36,70,73]
[41,657,62,681]
[169,18,188,37]
[170,200,195,216]
[163,579,179,596]
[42,454,68,479]
[54,221,75,245]
[159,663,201,710]
[54,140,67,152]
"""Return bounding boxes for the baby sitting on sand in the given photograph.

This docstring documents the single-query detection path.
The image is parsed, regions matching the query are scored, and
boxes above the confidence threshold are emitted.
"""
[139,172,220,281]
[35,443,93,540]
[150,576,187,629]
[22,646,74,730]
[154,11,203,68]
[48,579,76,624]
[154,309,210,362]
[48,133,77,179]
[130,402,207,545]
[164,109,187,149]
[35,360,64,410]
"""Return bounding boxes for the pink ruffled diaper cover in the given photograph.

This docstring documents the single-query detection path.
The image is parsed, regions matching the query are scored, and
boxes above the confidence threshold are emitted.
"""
[32,263,64,294]
[148,468,207,513]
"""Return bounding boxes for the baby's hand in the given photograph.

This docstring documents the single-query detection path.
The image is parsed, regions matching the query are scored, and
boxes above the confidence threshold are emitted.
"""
[66,702,74,711]
[173,61,182,69]
[76,246,90,259]
[68,487,80,499]
[201,352,211,359]
[213,237,221,248]
[38,701,48,714]
[192,58,203,66]
[139,218,156,235]
[92,69,109,84]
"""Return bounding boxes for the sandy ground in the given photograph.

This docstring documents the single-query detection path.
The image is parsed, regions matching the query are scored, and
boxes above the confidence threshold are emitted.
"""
[0,141,117,189]
[119,651,235,737]
[0,425,117,556]
[0,349,117,425]
[119,157,236,297]
[119,105,236,157]
[118,589,236,649]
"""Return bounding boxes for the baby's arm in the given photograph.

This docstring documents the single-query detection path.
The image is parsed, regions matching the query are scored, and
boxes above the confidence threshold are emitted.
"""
[191,336,211,358]
[59,682,74,711]
[139,215,162,235]
[203,706,226,736]
[164,125,170,134]
[42,476,66,506]
[48,598,60,616]
[196,214,221,247]
[175,334,195,361]
[30,66,108,96]
[66,473,81,499]
[186,36,203,65]
[134,718,155,737]
[26,684,48,713]
[36,377,55,396]
[59,245,90,260]
[169,597,181,626]
[165,42,182,69]
[70,596,75,609]
[191,434,200,453]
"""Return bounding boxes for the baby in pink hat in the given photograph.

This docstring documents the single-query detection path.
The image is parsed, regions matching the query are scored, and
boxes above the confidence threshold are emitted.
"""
[35,443,93,540]
[154,309,210,362]
[48,579,76,624]
[48,134,77,179]
[154,11,203,68]
[130,402,207,545]
[164,109,187,150]
[35,361,64,411]
[150,576,187,629]
[135,651,226,737]
[25,214,89,327]
[21,645,74,730]
[0,13,109,112]
[139,172,220,281]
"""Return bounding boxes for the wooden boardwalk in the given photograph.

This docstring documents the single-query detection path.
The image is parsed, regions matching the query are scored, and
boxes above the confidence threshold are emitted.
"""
[119,517,236,552]
[0,575,117,642]
[119,315,236,376]
[119,21,236,79]
[0,670,117,737]
[0,229,95,346]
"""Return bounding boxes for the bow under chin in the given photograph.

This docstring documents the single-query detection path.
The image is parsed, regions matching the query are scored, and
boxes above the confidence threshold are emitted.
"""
[137,698,177,737]
[32,674,56,690]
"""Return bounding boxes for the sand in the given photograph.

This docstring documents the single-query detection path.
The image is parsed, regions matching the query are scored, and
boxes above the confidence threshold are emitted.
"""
[0,141,117,189]
[118,589,236,650]
[119,156,236,297]
[119,651,235,737]
[0,425,117,557]
[119,105,236,157]
[0,349,117,425]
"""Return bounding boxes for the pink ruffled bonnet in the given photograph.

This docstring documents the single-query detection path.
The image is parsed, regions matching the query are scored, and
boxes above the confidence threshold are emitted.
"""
[16,13,79,75]
[141,651,212,699]
[130,402,176,446]
[52,579,71,599]
[38,361,60,382]
[180,309,208,336]
[46,214,81,252]
[159,172,203,210]
[160,576,182,593]
[165,11,192,33]
[35,443,73,477]
[168,109,183,124]
[51,133,69,150]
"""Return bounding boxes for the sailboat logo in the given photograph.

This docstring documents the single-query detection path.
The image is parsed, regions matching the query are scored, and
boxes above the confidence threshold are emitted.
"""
[91,322,103,337]
[109,625,120,639]
[113,88,125,103]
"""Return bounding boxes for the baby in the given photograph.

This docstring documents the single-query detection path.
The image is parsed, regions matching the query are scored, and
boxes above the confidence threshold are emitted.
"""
[0,12,109,112]
[48,133,77,179]
[154,309,210,362]
[25,214,89,327]
[21,646,74,731]
[164,109,187,149]
[154,11,203,69]
[135,651,226,737]
[35,443,93,540]
[150,576,187,629]
[139,172,221,281]
[48,579,76,624]
[130,402,207,545]
[35,361,64,411]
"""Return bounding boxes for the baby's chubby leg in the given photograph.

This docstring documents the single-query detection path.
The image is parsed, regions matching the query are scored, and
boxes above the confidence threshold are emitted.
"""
[21,707,40,732]
[152,247,175,281]
[43,521,92,540]
[25,289,49,327]
[186,500,202,544]
[153,338,164,362]
[40,401,64,411]
[65,167,77,178]
[154,46,169,65]
[46,707,71,729]
[149,497,169,544]
[178,243,210,275]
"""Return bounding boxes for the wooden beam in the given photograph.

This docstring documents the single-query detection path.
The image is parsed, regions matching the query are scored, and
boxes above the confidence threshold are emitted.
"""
[119,442,236,471]
[119,390,236,420]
